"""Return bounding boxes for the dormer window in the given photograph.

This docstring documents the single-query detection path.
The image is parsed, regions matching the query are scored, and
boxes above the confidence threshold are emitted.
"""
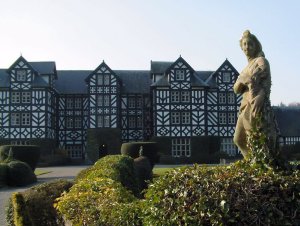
[176,70,185,80]
[16,70,26,81]
[223,72,231,83]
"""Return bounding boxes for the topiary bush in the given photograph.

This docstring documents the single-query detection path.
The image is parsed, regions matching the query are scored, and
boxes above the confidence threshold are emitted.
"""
[0,163,9,187]
[6,179,73,226]
[55,177,141,226]
[7,161,36,186]
[0,145,40,170]
[121,142,159,168]
[142,162,300,226]
[78,155,139,196]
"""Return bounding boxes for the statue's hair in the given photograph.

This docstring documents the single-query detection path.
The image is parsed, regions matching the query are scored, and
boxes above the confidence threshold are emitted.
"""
[240,30,265,57]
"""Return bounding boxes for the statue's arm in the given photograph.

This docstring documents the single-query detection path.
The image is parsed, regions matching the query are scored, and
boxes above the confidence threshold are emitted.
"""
[234,74,248,94]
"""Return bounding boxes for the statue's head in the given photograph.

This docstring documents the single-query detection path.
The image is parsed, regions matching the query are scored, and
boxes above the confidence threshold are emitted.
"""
[240,30,264,59]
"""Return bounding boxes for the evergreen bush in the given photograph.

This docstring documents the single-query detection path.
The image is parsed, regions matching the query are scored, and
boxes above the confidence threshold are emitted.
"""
[121,142,159,167]
[6,179,73,226]
[142,162,300,225]
[0,145,40,170]
[7,161,36,186]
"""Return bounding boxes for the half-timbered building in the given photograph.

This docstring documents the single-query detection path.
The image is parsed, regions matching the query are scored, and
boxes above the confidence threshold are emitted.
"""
[1,56,297,163]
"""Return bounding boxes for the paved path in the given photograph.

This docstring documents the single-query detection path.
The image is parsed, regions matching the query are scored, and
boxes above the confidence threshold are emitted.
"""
[0,165,89,226]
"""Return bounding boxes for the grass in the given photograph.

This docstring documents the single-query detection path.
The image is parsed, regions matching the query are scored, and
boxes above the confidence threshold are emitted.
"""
[34,169,52,176]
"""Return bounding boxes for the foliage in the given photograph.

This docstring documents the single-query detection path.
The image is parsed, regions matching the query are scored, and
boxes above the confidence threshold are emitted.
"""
[121,142,159,168]
[6,161,36,186]
[142,162,300,226]
[55,177,141,226]
[77,155,139,195]
[0,145,40,170]
[6,179,73,226]
[281,142,300,161]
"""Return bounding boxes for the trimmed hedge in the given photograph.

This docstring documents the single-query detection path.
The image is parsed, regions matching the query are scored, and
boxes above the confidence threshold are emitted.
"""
[142,161,300,225]
[121,142,159,167]
[6,179,73,226]
[0,145,40,170]
[76,155,139,195]
[56,155,141,225]
[7,161,37,186]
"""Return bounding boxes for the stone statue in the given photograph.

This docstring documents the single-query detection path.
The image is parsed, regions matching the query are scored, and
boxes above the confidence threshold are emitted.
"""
[233,30,279,159]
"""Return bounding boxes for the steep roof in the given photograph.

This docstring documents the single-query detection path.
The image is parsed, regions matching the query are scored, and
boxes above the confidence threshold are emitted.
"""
[115,70,151,93]
[0,69,9,88]
[273,107,300,136]
[56,70,91,94]
[151,61,172,74]
[29,62,57,76]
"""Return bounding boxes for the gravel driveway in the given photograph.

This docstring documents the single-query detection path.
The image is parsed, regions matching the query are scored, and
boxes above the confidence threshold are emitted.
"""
[0,165,89,226]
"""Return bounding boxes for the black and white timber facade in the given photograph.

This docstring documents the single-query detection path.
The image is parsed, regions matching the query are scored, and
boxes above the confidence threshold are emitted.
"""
[0,56,298,161]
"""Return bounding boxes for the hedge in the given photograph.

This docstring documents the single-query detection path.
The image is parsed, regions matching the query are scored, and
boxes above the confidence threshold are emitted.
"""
[6,179,73,226]
[7,161,36,186]
[76,154,139,195]
[0,145,40,170]
[121,142,159,167]
[56,155,141,225]
[142,161,300,225]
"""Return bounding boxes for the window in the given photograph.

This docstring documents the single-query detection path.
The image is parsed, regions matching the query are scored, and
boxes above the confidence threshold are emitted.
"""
[182,112,190,124]
[171,112,180,124]
[172,138,191,157]
[66,118,73,128]
[220,138,236,156]
[175,70,185,80]
[22,92,31,103]
[66,145,82,159]
[104,75,110,85]
[97,96,103,106]
[128,97,135,108]
[181,91,190,102]
[11,113,20,126]
[171,91,180,103]
[219,93,226,104]
[219,112,227,125]
[22,113,30,125]
[97,75,103,85]
[136,97,142,108]
[16,70,26,81]
[137,116,143,128]
[128,117,135,128]
[228,112,236,124]
[74,117,81,128]
[11,92,20,103]
[74,98,82,109]
[66,98,73,109]
[228,93,235,104]
[223,72,231,82]
[103,95,110,106]
[98,115,110,127]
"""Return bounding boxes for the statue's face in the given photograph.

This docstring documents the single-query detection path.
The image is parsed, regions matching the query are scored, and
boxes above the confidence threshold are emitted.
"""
[241,38,256,58]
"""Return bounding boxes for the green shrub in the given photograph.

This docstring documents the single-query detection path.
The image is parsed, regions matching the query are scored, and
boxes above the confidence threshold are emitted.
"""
[77,155,139,196]
[7,161,36,186]
[142,161,300,225]
[55,177,141,226]
[121,142,159,167]
[6,179,73,226]
[0,145,40,170]
[0,163,9,187]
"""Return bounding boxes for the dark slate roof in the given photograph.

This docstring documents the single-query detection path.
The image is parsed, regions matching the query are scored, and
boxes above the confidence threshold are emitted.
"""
[32,76,49,87]
[273,107,300,136]
[55,70,91,94]
[205,72,217,87]
[151,61,172,74]
[115,70,151,93]
[151,75,169,87]
[0,69,9,88]
[29,62,56,75]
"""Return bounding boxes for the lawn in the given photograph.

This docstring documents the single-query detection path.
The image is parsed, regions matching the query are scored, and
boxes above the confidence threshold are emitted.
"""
[34,169,52,176]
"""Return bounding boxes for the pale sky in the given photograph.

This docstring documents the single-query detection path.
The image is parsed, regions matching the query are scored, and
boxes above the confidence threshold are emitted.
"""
[0,0,299,105]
